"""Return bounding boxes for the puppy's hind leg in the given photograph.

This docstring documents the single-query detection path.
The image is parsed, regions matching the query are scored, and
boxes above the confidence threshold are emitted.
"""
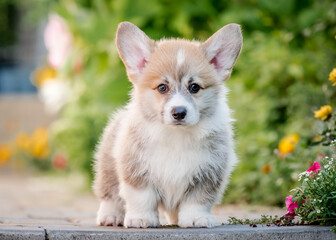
[93,157,125,226]
[96,196,124,226]
[93,119,125,226]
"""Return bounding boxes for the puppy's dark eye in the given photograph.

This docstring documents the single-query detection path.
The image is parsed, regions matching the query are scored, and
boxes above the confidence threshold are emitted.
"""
[157,84,169,94]
[188,83,201,94]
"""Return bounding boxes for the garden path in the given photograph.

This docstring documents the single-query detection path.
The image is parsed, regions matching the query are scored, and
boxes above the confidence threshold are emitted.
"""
[0,172,284,226]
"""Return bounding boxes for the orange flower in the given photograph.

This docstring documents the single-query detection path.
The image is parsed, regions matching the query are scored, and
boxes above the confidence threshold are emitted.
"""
[30,127,50,159]
[31,65,56,87]
[15,132,31,152]
[262,164,271,174]
[0,143,12,165]
[32,141,50,159]
[32,127,48,142]
[278,134,300,155]
[314,105,332,120]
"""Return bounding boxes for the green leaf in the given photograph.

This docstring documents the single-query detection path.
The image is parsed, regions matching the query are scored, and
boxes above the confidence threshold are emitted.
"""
[307,211,317,219]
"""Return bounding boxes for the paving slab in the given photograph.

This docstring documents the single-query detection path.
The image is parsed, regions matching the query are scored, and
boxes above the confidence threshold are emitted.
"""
[46,225,335,240]
[0,225,45,240]
[0,223,334,240]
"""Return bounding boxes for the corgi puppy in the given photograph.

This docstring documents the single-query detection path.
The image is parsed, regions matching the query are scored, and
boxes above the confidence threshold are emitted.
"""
[93,22,242,228]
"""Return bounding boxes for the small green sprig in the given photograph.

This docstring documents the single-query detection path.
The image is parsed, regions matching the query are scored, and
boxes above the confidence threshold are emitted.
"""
[224,215,297,227]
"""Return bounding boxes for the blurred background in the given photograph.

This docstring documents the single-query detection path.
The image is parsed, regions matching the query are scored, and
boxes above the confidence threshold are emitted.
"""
[1,0,336,211]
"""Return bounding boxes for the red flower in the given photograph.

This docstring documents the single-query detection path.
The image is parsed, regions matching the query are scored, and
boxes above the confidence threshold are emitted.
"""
[285,195,299,217]
[53,153,67,170]
[307,161,321,173]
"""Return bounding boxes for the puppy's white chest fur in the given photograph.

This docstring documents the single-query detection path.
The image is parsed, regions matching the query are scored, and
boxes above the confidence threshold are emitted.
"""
[146,126,205,177]
[145,129,209,208]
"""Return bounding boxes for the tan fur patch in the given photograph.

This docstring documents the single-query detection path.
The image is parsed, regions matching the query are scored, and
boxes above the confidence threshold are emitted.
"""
[139,39,218,91]
[118,125,149,187]
[93,114,124,202]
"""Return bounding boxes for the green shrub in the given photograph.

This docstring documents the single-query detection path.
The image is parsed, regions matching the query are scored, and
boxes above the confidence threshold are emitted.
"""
[47,0,336,205]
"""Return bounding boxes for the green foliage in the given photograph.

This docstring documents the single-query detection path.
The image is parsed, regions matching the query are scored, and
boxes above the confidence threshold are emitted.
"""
[292,157,336,225]
[283,113,336,226]
[0,1,17,46]
[48,0,336,205]
[292,155,336,225]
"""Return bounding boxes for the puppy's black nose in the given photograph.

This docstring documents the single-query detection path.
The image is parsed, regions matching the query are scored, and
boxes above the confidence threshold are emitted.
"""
[171,107,187,120]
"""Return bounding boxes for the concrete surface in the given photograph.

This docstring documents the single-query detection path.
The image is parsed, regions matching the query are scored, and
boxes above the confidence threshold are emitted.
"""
[0,222,334,240]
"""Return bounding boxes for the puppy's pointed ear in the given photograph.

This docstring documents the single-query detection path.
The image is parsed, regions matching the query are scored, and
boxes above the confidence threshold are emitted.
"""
[201,24,242,81]
[116,22,156,82]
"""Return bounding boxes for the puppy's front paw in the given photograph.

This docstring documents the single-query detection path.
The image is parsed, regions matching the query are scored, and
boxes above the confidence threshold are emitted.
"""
[178,214,216,228]
[97,200,124,226]
[124,212,159,228]
[97,214,124,226]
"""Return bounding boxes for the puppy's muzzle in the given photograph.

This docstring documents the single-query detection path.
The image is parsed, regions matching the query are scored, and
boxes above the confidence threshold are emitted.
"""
[171,106,187,121]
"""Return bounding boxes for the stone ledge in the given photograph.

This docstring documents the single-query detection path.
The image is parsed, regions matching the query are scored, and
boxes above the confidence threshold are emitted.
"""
[0,224,334,240]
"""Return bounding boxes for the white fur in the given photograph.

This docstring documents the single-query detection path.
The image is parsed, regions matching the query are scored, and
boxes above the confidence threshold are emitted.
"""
[120,183,159,228]
[96,199,124,226]
[176,49,185,67]
[163,92,199,125]
[178,203,215,227]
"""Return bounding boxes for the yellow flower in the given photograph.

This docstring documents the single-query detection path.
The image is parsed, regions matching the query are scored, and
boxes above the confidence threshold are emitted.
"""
[32,127,48,142]
[329,68,336,86]
[313,135,323,142]
[262,164,271,174]
[32,141,50,159]
[278,134,300,155]
[314,105,332,120]
[31,65,56,87]
[15,132,31,152]
[30,127,50,159]
[0,143,12,165]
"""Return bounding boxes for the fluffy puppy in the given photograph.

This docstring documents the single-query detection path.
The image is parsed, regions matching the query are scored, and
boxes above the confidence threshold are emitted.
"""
[93,22,242,228]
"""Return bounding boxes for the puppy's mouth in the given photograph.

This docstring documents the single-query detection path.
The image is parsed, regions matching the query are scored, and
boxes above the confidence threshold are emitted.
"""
[162,120,189,126]
[171,120,187,126]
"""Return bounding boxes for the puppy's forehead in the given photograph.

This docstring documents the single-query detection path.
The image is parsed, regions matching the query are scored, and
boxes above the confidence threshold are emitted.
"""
[148,40,207,79]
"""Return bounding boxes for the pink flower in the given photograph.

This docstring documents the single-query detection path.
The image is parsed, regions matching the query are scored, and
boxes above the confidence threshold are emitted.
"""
[307,161,321,173]
[44,14,73,69]
[285,195,299,217]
